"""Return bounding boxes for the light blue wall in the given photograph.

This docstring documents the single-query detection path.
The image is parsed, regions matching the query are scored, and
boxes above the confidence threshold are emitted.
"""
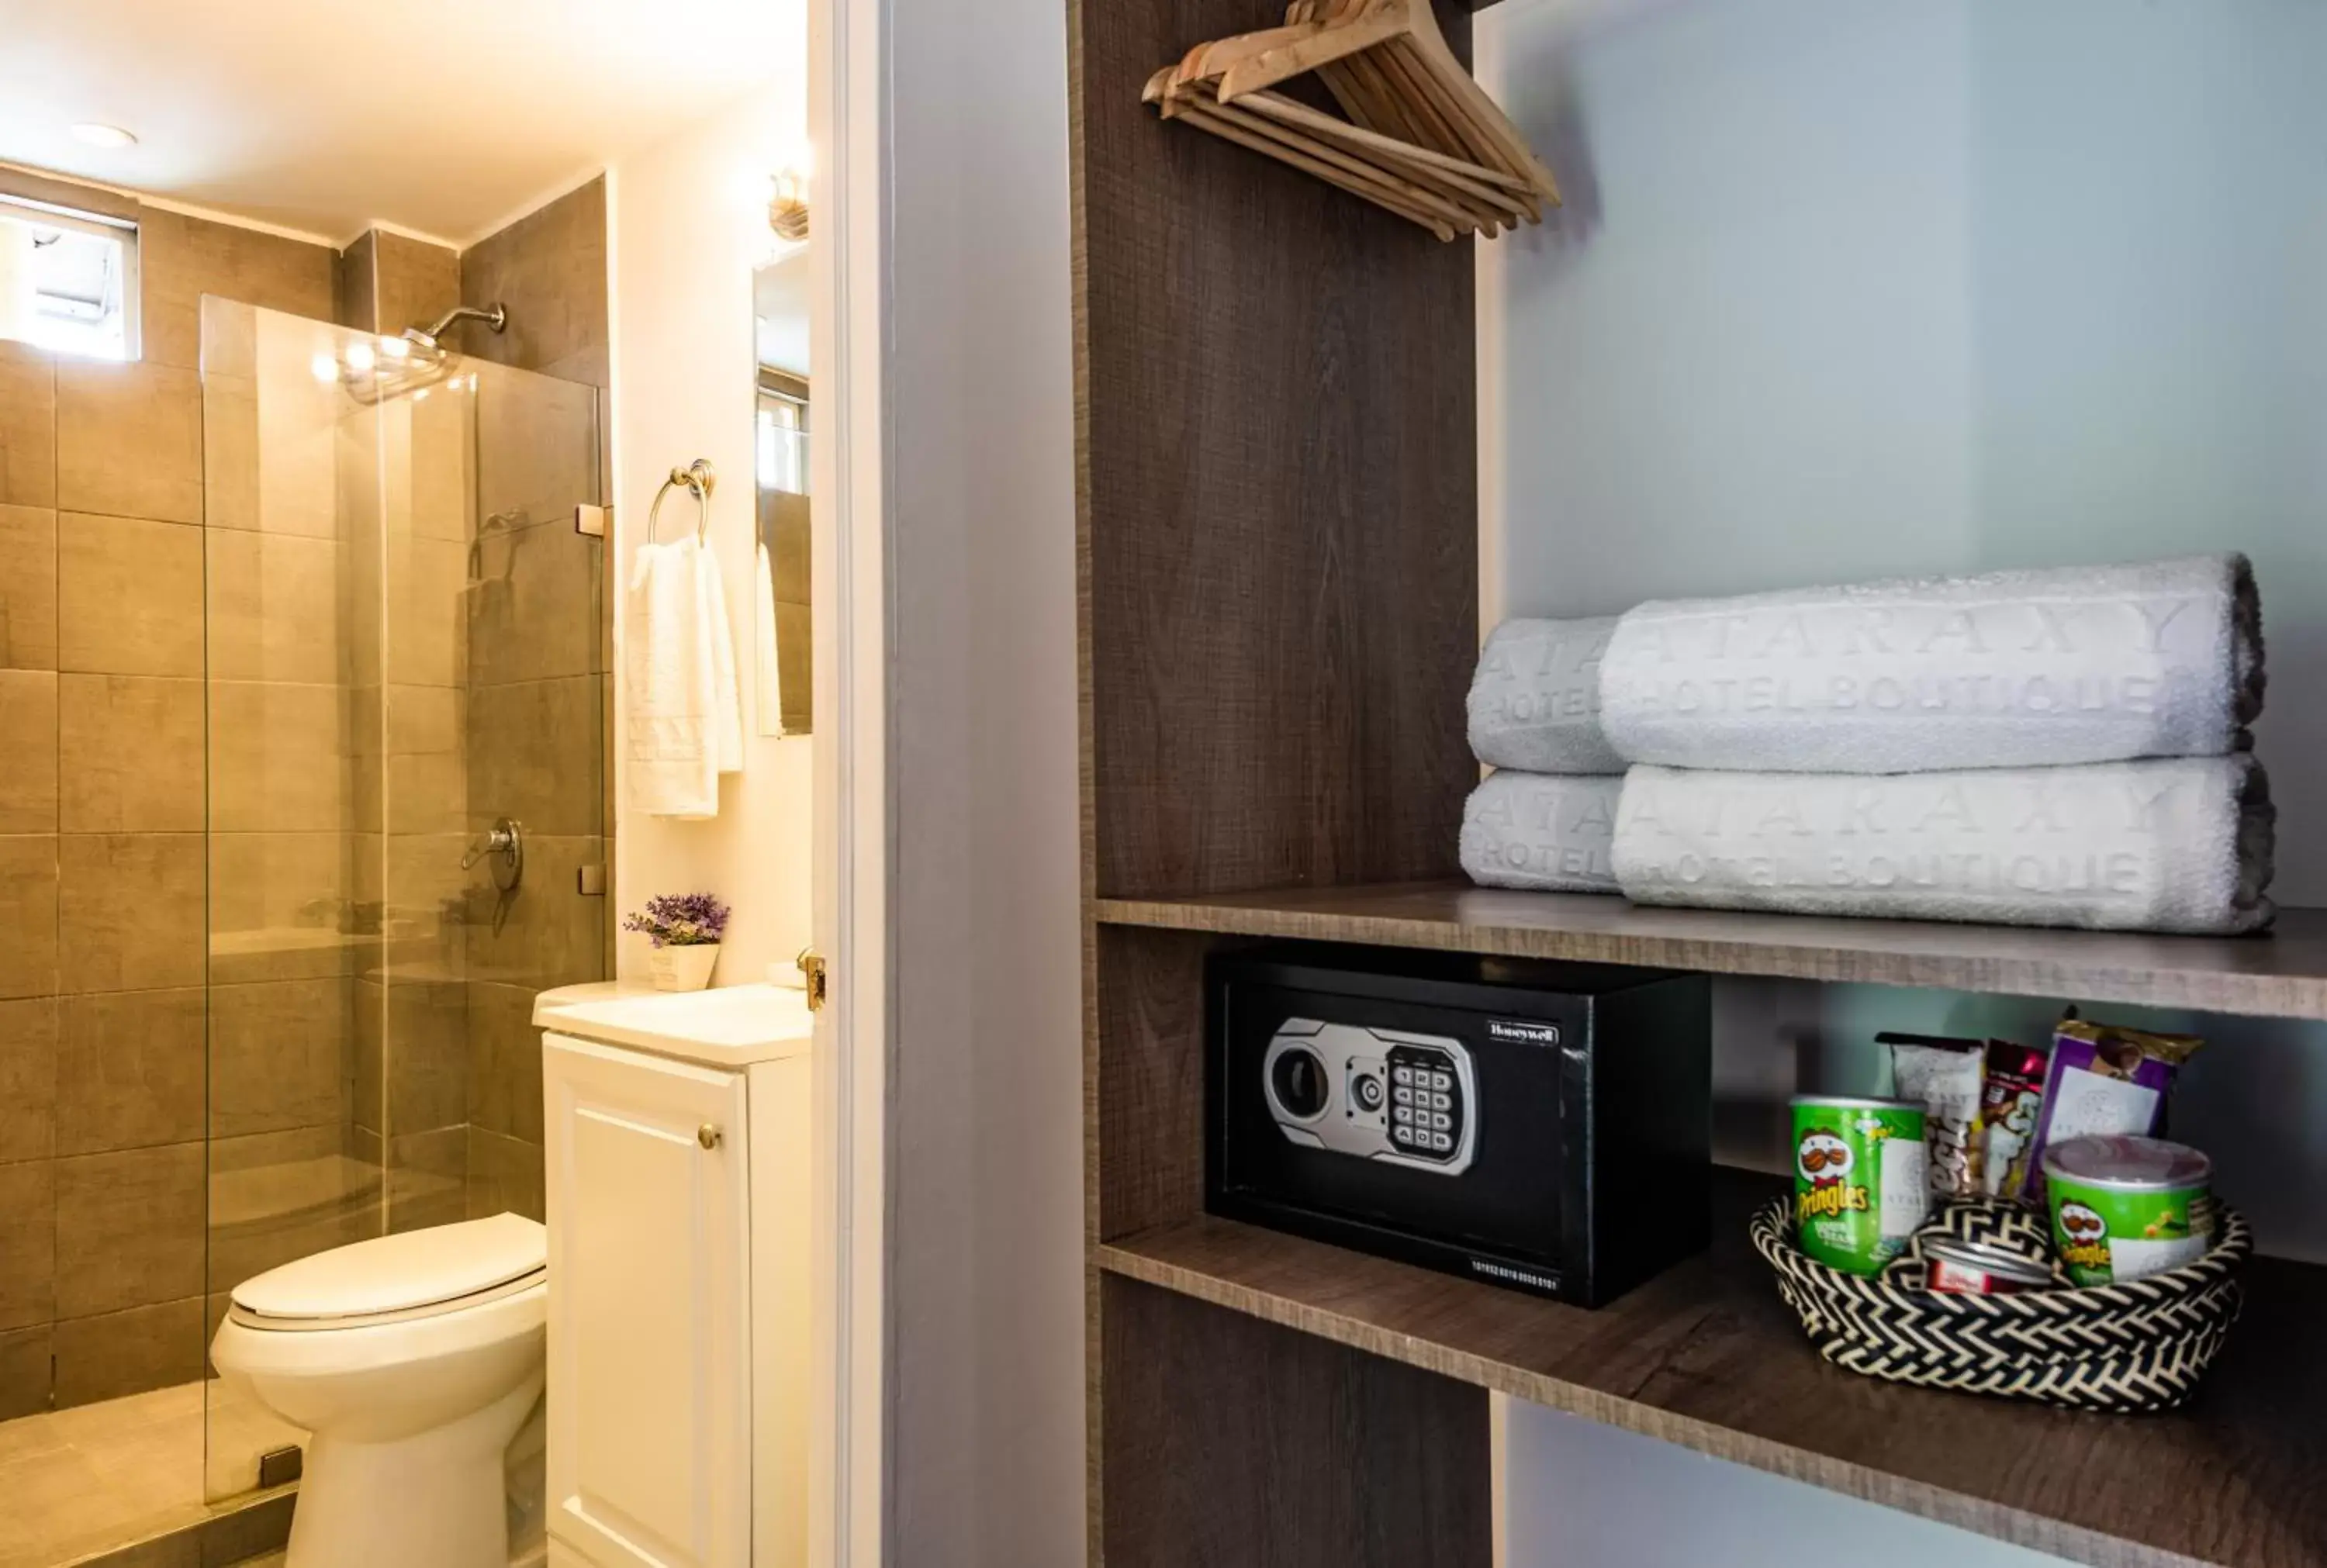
[1503,1402,2069,1568]
[1482,2,2327,1563]
[1489,0,2327,898]
[1492,1,1980,603]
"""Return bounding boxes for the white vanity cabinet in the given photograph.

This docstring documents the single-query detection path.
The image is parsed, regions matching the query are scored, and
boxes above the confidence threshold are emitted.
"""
[537,986,814,1568]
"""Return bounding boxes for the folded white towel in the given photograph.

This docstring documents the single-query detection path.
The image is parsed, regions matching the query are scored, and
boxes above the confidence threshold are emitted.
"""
[625,538,743,820]
[1468,616,1627,775]
[1459,772,1624,894]
[1599,555,2263,773]
[1612,758,2274,934]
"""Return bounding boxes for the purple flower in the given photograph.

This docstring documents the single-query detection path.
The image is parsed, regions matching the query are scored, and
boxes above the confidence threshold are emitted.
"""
[623,891,731,947]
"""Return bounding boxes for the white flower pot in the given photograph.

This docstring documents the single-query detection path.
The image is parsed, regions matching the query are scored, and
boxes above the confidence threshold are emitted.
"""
[648,943,720,992]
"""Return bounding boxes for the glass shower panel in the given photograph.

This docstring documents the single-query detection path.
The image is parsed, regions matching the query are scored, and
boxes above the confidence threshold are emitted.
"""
[455,362,607,1224]
[200,301,604,1504]
[200,299,386,1502]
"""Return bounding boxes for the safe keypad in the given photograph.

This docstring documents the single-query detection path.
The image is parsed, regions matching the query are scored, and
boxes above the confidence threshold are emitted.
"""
[1385,1046,1466,1160]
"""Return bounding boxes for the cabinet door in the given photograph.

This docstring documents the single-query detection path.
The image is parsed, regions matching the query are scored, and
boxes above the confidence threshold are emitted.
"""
[544,1034,750,1568]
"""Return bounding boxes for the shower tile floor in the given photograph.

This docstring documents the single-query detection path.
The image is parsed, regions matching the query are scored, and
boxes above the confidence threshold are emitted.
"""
[0,1381,289,1567]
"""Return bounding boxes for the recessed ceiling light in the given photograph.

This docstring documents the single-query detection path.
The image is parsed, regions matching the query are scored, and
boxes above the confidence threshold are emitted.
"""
[70,123,137,149]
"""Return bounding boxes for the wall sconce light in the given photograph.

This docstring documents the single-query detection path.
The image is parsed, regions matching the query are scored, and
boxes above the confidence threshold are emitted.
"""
[769,166,810,243]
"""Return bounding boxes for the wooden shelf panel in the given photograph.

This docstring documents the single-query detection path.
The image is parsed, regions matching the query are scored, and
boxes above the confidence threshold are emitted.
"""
[1094,879,2327,1020]
[1097,1173,2327,1568]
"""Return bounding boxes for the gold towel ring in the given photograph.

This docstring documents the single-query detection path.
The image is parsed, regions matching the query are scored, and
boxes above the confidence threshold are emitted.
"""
[648,459,717,544]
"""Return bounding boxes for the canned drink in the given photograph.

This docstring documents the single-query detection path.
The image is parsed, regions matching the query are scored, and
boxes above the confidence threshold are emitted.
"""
[1791,1095,1928,1276]
[2043,1135,2215,1287]
[1922,1237,2055,1296]
[1977,1039,2050,1200]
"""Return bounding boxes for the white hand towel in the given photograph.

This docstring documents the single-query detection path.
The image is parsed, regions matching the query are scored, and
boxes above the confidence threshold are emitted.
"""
[1611,758,2274,935]
[624,539,743,820]
[1460,772,1623,893]
[1599,554,2263,773]
[1467,616,1626,775]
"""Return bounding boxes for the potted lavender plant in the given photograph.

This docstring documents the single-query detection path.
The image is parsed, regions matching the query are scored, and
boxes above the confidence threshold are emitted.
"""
[624,892,731,992]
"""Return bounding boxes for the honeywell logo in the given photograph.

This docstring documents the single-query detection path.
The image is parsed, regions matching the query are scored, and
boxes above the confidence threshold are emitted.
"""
[1469,1259,1561,1291]
[1485,1018,1560,1047]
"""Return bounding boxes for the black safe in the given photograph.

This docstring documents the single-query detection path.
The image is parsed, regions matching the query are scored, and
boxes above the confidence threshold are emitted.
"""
[1207,944,1711,1307]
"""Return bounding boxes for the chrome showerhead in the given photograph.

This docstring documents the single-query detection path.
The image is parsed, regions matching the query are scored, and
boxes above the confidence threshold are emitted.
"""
[323,304,505,406]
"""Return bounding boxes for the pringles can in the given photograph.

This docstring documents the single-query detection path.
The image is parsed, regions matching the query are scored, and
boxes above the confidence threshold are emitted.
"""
[2043,1135,2215,1287]
[1791,1095,1929,1275]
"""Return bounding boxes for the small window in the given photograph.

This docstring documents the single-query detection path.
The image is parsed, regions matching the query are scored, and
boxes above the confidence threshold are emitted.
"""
[0,194,139,360]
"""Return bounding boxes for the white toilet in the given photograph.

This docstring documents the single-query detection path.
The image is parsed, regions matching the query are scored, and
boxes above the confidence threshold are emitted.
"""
[212,1212,549,1568]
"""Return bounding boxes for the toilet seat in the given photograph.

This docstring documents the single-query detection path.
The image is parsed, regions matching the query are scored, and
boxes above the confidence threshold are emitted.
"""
[230,1211,548,1332]
[228,1268,548,1331]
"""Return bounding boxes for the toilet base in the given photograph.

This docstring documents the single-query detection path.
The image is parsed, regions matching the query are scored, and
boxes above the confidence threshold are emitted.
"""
[285,1373,543,1568]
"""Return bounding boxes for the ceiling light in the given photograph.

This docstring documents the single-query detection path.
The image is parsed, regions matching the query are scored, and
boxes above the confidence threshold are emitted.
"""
[69,123,137,149]
[344,342,376,373]
[379,335,410,361]
[310,353,339,385]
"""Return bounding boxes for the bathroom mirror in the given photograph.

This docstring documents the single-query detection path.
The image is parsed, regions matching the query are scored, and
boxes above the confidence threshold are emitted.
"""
[754,246,812,735]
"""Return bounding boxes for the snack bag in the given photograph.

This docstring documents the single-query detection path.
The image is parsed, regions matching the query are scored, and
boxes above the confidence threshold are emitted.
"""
[1977,1038,2049,1200]
[1880,1033,1985,1199]
[2021,1019,2203,1204]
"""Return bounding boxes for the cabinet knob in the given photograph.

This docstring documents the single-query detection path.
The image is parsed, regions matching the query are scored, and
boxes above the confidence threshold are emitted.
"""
[697,1123,723,1150]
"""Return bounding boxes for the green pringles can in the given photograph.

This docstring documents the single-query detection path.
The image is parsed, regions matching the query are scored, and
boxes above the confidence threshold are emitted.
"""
[1791,1095,1930,1275]
[2044,1135,2215,1287]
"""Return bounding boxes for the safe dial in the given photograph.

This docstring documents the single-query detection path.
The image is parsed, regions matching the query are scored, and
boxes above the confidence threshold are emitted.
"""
[1268,1045,1329,1121]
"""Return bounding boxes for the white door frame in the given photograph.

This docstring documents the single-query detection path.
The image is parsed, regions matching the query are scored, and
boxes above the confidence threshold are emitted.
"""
[807,0,890,1559]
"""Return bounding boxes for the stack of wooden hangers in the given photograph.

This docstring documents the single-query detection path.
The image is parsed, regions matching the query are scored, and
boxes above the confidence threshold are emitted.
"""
[1143,0,1562,241]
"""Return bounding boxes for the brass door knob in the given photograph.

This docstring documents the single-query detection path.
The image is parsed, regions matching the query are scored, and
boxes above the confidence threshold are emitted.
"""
[697,1123,723,1150]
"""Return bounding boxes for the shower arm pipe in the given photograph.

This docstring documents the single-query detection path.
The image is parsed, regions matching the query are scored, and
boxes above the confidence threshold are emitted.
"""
[410,303,508,345]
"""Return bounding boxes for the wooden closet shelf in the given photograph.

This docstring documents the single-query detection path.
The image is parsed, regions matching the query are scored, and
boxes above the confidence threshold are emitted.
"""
[1096,1172,2327,1568]
[1093,880,2327,1020]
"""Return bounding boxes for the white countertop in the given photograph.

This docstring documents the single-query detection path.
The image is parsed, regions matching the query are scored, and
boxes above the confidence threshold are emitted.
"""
[534,981,816,1066]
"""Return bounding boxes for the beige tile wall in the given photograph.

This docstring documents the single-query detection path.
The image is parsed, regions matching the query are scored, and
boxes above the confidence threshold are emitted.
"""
[334,229,461,341]
[458,180,610,390]
[0,171,341,1419]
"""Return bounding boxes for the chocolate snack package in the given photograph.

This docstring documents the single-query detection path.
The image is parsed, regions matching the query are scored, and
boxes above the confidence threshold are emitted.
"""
[1880,1033,1985,1198]
[1979,1039,2050,1200]
[2021,1020,2204,1204]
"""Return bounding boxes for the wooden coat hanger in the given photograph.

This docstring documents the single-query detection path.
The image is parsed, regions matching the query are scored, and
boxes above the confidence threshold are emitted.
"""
[1143,0,1560,240]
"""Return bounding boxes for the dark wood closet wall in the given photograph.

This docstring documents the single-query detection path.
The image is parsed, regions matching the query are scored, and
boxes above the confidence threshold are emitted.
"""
[1072,0,1492,1559]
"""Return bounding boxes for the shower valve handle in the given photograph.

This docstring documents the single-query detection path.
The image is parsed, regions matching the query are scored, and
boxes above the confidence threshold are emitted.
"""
[460,822,517,869]
[462,817,525,891]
